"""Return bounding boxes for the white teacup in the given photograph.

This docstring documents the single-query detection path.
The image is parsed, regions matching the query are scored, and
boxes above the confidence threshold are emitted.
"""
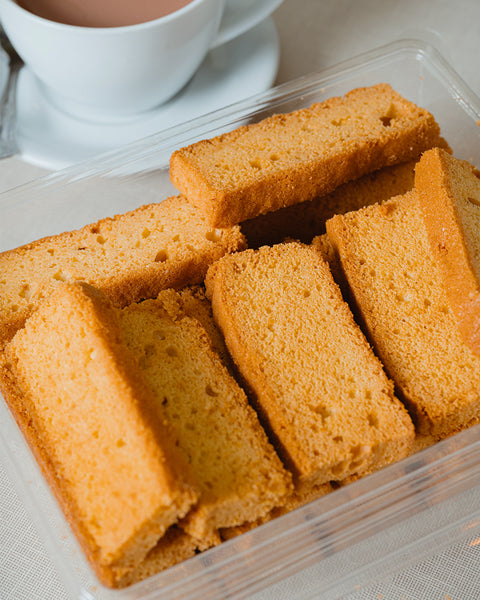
[0,0,282,121]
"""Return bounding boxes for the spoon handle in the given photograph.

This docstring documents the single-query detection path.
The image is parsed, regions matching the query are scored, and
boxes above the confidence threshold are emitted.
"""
[0,58,22,159]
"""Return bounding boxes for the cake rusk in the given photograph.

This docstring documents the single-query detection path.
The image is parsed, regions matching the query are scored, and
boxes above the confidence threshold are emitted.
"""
[116,526,198,588]
[159,285,234,370]
[0,195,246,350]
[220,482,334,541]
[415,147,480,357]
[0,283,198,588]
[205,243,415,489]
[241,160,417,248]
[326,191,480,438]
[118,292,293,544]
[170,83,443,227]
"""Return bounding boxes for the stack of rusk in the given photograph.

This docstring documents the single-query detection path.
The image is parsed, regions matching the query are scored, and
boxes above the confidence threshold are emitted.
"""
[2,83,479,588]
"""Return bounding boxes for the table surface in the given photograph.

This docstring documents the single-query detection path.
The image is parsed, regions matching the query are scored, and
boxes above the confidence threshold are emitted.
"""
[1,1,480,599]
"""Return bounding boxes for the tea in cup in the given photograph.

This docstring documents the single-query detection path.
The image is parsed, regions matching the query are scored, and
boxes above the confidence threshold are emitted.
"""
[0,0,282,121]
[15,0,196,27]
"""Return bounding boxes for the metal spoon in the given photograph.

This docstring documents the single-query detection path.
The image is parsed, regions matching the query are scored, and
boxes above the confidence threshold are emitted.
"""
[0,25,23,159]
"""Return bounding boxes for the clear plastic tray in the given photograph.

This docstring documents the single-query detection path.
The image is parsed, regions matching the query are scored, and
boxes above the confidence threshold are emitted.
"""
[1,38,480,600]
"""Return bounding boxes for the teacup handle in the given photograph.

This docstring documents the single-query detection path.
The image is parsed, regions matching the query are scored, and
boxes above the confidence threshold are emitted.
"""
[211,0,282,48]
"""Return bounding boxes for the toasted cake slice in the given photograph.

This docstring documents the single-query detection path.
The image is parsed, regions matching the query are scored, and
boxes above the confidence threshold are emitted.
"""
[158,285,233,370]
[0,283,198,588]
[170,84,443,227]
[116,526,198,588]
[327,192,480,438]
[118,292,292,543]
[205,243,414,489]
[415,147,480,356]
[0,195,246,349]
[220,482,334,541]
[241,160,417,248]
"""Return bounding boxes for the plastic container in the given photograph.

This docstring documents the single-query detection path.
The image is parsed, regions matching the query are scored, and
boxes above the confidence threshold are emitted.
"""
[1,38,480,600]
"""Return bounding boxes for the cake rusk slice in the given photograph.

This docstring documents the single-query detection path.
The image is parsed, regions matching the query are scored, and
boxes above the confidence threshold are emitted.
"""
[220,482,334,541]
[118,292,293,544]
[0,282,198,588]
[0,195,246,349]
[159,285,234,370]
[241,160,417,248]
[170,83,443,227]
[116,526,198,588]
[415,147,480,356]
[326,191,480,439]
[205,243,415,489]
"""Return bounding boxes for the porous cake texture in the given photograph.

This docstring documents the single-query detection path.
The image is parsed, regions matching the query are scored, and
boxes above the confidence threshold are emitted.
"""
[327,192,480,438]
[116,526,198,588]
[0,283,198,587]
[205,243,414,489]
[220,482,334,541]
[0,195,246,349]
[241,160,416,248]
[170,83,443,227]
[415,148,480,356]
[1,81,467,589]
[160,285,233,370]
[118,292,292,544]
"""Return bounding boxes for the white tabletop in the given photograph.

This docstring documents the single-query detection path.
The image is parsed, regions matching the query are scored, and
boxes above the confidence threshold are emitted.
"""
[1,1,480,599]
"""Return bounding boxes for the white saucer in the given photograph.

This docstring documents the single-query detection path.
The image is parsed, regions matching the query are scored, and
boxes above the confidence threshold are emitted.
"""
[16,18,279,171]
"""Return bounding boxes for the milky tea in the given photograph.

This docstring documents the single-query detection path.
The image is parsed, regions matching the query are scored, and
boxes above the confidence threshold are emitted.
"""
[16,0,194,27]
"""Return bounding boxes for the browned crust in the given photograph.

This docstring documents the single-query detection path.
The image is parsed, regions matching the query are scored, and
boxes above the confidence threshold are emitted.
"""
[0,196,246,350]
[415,147,480,355]
[119,294,292,542]
[170,84,443,227]
[220,481,334,541]
[206,244,414,488]
[240,160,418,248]
[326,192,480,439]
[115,526,199,588]
[0,283,199,587]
